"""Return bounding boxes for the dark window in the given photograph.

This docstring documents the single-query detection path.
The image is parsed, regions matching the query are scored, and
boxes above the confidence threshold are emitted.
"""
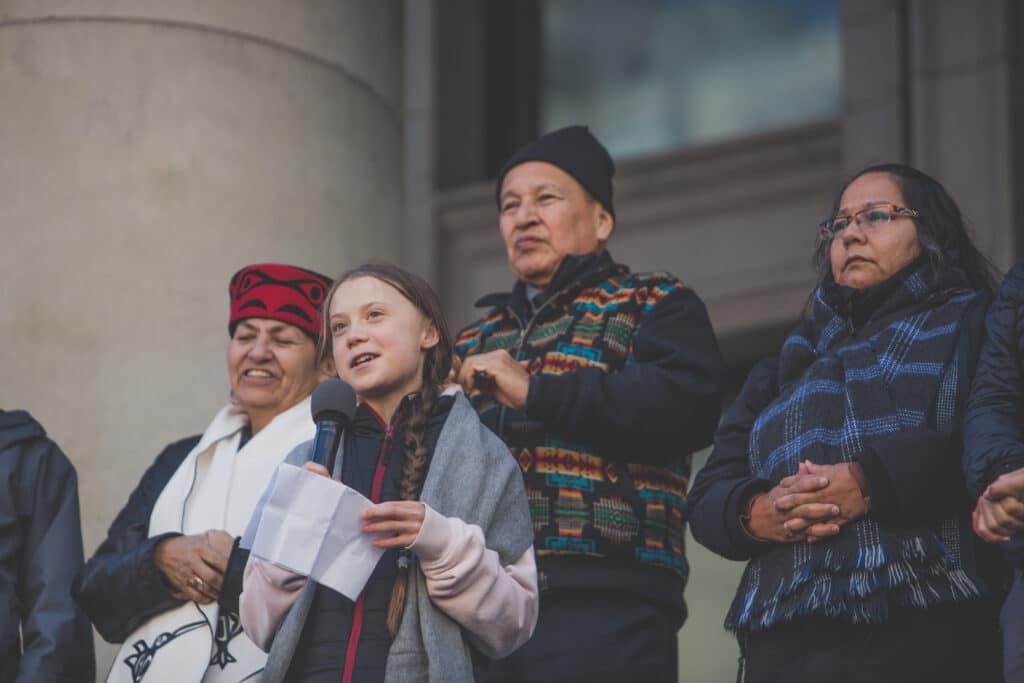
[541,0,841,159]
[436,0,841,187]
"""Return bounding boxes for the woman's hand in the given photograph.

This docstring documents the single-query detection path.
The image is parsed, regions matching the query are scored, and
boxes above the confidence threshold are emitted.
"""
[775,461,871,542]
[153,529,235,603]
[744,472,834,543]
[361,501,426,548]
[974,469,1024,542]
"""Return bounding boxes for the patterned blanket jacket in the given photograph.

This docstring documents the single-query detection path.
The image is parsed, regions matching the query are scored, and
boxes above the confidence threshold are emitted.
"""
[455,251,723,595]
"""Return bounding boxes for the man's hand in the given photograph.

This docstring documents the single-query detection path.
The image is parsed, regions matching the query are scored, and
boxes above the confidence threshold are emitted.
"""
[455,350,530,410]
[154,530,235,603]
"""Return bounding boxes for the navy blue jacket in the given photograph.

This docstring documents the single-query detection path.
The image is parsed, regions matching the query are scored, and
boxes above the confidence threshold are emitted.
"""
[691,281,990,562]
[0,410,95,682]
[73,433,251,643]
[965,261,1024,563]
[287,396,454,682]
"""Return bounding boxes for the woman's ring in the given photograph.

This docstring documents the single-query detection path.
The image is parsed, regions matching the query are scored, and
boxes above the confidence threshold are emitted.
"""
[188,575,205,592]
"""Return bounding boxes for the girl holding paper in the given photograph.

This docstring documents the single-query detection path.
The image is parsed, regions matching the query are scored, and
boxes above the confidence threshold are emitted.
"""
[240,263,538,682]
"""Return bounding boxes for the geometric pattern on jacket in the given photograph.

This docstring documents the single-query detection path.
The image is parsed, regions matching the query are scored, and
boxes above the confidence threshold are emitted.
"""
[456,260,691,577]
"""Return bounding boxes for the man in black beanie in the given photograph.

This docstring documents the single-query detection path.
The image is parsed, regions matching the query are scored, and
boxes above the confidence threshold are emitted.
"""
[454,125,724,681]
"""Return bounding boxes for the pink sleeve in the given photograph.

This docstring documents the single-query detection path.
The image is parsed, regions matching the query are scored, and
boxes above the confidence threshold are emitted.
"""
[239,556,308,652]
[408,504,539,659]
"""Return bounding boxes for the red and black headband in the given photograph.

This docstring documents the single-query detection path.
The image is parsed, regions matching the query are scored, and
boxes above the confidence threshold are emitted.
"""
[228,263,332,339]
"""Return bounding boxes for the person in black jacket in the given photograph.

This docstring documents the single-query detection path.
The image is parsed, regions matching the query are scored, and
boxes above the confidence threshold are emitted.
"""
[239,262,537,682]
[0,409,95,683]
[73,263,332,682]
[453,125,724,682]
[689,163,1002,683]
[965,259,1024,682]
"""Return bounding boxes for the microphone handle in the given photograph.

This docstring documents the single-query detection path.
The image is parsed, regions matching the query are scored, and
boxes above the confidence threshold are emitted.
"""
[310,420,344,474]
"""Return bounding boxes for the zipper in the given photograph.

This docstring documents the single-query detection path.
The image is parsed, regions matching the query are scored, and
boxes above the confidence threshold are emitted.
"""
[496,308,526,439]
[494,268,599,438]
[341,414,396,683]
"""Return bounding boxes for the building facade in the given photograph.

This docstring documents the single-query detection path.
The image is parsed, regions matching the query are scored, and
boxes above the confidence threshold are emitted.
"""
[0,1,1020,679]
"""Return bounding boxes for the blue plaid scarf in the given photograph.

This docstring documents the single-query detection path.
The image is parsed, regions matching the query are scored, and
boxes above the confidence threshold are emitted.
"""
[728,262,985,632]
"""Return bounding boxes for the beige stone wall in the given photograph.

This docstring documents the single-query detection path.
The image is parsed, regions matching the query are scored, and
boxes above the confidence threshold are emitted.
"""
[0,2,403,676]
[841,0,1021,271]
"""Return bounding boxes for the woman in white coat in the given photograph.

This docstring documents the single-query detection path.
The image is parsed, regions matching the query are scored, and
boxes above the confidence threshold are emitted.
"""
[74,263,332,682]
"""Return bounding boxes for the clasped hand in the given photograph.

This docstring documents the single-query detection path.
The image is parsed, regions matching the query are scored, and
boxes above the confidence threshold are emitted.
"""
[745,461,871,544]
[302,462,426,549]
[973,468,1024,543]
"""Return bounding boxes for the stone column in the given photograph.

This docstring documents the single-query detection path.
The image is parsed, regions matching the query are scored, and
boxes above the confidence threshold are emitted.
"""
[840,0,1022,269]
[0,2,402,674]
[907,0,1020,269]
[402,0,439,283]
[840,0,911,171]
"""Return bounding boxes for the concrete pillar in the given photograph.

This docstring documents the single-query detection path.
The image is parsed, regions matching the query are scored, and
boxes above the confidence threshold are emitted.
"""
[839,0,911,171]
[0,2,403,675]
[840,0,1022,270]
[907,0,1019,270]
[402,0,438,284]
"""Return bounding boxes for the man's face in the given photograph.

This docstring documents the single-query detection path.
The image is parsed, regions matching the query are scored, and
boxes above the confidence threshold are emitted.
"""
[498,161,613,287]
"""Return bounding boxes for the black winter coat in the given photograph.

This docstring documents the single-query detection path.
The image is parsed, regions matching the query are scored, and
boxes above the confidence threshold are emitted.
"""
[0,410,95,683]
[691,274,991,563]
[73,434,251,643]
[965,260,1024,563]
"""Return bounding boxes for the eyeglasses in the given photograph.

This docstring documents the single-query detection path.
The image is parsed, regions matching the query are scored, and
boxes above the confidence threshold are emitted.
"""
[818,203,919,240]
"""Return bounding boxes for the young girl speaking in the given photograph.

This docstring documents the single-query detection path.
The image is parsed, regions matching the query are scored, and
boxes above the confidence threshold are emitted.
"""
[239,263,537,682]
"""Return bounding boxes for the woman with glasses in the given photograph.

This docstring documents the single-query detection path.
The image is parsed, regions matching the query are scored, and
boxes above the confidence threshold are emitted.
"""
[689,163,1003,682]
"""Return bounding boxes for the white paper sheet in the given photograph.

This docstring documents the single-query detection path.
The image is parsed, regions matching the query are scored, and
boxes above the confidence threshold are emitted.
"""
[246,463,386,600]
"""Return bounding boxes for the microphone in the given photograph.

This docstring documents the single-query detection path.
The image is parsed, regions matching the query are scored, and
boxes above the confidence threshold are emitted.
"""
[309,379,357,475]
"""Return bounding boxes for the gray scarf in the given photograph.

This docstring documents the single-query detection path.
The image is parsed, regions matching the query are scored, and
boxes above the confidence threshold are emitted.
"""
[258,392,533,682]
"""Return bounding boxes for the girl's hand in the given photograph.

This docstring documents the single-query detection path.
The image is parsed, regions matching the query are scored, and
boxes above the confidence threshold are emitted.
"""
[362,501,426,548]
[302,462,331,478]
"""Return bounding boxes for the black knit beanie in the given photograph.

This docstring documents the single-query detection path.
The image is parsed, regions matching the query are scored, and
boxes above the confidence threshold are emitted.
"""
[496,125,616,218]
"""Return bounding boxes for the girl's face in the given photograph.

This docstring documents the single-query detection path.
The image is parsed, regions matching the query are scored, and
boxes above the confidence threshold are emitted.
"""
[327,276,439,418]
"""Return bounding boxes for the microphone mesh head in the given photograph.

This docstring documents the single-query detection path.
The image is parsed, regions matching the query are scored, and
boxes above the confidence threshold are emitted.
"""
[311,379,357,423]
